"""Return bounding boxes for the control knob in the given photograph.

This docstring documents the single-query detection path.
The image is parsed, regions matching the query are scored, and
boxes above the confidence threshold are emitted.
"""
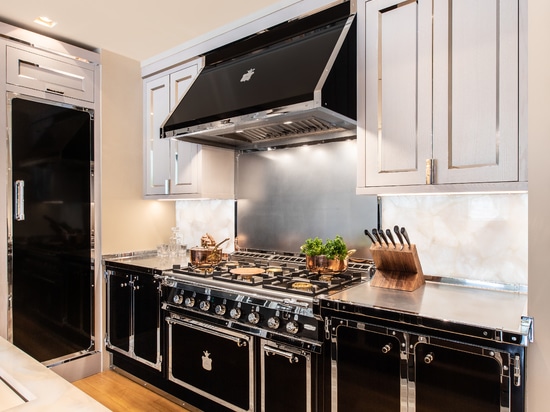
[199,301,210,311]
[286,320,300,334]
[267,317,281,330]
[173,294,183,305]
[184,297,195,307]
[215,304,226,316]
[247,311,261,325]
[229,308,242,319]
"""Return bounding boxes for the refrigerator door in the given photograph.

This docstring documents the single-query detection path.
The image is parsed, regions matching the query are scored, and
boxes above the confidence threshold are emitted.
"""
[8,94,94,363]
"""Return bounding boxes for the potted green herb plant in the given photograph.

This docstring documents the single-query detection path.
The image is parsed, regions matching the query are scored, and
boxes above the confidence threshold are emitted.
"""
[300,237,327,272]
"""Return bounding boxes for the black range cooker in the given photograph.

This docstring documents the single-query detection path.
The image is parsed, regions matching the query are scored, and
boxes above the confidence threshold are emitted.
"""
[158,250,374,412]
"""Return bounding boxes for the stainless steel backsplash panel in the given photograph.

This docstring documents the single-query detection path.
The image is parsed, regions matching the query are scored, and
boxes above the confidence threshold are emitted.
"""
[236,140,378,258]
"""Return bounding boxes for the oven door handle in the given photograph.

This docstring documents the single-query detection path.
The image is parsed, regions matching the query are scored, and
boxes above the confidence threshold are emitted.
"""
[264,345,299,363]
[167,316,248,347]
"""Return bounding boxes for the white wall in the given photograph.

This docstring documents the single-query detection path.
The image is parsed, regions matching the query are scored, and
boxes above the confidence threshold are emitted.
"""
[526,0,550,410]
[100,50,175,254]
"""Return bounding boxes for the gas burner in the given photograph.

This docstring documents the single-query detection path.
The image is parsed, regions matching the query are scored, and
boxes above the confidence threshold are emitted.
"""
[213,272,270,285]
[262,271,363,296]
[172,264,220,277]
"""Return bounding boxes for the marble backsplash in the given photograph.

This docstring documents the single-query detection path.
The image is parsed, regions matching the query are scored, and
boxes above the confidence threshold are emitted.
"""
[380,193,528,286]
[176,199,236,252]
[175,193,527,286]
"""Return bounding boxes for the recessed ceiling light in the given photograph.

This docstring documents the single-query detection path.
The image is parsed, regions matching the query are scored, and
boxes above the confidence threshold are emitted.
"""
[33,16,57,28]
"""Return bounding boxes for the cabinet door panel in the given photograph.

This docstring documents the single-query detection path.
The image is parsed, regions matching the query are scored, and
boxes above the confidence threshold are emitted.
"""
[433,0,519,183]
[363,0,432,186]
[7,46,94,102]
[144,76,171,195]
[415,343,502,412]
[170,64,201,194]
[334,325,402,412]
[133,276,160,365]
[107,273,131,352]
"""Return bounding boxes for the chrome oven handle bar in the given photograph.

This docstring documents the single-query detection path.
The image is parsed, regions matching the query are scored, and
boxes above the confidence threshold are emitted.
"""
[167,316,248,347]
[264,344,299,363]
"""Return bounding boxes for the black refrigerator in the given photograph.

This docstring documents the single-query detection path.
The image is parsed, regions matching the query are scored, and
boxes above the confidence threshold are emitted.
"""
[8,94,95,364]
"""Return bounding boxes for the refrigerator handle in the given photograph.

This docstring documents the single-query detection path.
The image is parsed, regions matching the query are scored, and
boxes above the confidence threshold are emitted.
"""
[15,180,25,221]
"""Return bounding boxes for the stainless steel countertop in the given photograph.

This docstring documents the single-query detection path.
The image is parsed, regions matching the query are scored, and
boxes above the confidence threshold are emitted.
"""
[102,251,186,272]
[103,251,531,343]
[325,279,529,337]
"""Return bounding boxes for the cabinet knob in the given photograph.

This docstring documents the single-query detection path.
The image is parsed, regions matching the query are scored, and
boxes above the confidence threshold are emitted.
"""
[382,343,393,354]
[424,352,435,364]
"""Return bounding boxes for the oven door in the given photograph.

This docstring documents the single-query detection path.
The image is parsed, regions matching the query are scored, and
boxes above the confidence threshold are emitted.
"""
[166,315,255,412]
[260,339,316,412]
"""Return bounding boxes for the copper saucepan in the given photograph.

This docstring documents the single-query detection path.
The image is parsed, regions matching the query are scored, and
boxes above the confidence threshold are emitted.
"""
[190,237,230,266]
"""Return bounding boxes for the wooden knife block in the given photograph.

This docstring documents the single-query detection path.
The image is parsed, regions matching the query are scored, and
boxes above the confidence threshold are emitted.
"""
[369,244,425,292]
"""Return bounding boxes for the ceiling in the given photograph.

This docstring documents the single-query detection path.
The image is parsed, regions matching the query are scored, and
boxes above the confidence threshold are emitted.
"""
[0,0,283,62]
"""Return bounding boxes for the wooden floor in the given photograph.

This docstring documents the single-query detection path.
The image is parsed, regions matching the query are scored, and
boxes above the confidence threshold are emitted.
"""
[73,370,192,412]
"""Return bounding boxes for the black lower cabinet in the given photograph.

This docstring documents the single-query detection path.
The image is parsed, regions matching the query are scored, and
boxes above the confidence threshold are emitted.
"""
[414,342,502,412]
[333,325,402,412]
[106,267,161,371]
[134,274,161,364]
[326,313,526,412]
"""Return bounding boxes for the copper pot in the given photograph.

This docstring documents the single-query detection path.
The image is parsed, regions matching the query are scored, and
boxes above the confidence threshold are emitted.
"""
[306,255,328,273]
[307,249,356,274]
[190,238,229,266]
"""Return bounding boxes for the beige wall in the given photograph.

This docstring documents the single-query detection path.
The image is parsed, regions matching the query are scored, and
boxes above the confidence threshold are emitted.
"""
[527,0,550,410]
[100,50,175,254]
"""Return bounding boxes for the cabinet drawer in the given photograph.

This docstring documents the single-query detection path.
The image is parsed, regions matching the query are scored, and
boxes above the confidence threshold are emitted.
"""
[7,46,94,102]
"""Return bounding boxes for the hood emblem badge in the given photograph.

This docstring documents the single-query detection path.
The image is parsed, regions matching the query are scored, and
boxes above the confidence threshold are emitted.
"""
[240,68,255,82]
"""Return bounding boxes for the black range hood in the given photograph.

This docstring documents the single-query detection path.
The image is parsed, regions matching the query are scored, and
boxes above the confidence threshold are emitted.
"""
[161,1,357,150]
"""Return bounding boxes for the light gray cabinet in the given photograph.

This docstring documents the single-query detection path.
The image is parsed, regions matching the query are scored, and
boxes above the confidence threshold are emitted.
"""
[6,45,95,102]
[143,60,234,198]
[357,0,526,194]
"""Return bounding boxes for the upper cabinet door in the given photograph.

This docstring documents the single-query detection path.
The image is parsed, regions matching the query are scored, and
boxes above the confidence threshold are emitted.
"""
[361,0,433,187]
[144,76,171,195]
[7,46,95,102]
[169,64,201,195]
[432,0,519,184]
[358,0,524,193]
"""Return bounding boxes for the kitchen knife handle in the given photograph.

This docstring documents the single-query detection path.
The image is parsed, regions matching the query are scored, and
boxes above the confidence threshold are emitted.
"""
[364,229,377,246]
[400,227,411,248]
[378,229,389,248]
[385,229,397,249]
[372,228,382,247]
[394,225,404,250]
[15,180,25,221]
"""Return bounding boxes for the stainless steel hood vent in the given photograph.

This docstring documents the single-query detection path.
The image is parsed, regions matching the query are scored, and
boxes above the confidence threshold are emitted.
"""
[161,1,357,150]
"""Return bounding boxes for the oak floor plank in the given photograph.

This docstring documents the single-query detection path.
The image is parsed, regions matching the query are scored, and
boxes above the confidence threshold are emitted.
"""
[74,370,190,412]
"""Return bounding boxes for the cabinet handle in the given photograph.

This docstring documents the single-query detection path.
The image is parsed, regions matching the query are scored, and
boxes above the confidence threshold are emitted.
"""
[46,88,65,95]
[514,354,521,386]
[264,345,299,363]
[425,159,435,184]
[381,343,393,354]
[14,180,25,221]
[424,352,435,364]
